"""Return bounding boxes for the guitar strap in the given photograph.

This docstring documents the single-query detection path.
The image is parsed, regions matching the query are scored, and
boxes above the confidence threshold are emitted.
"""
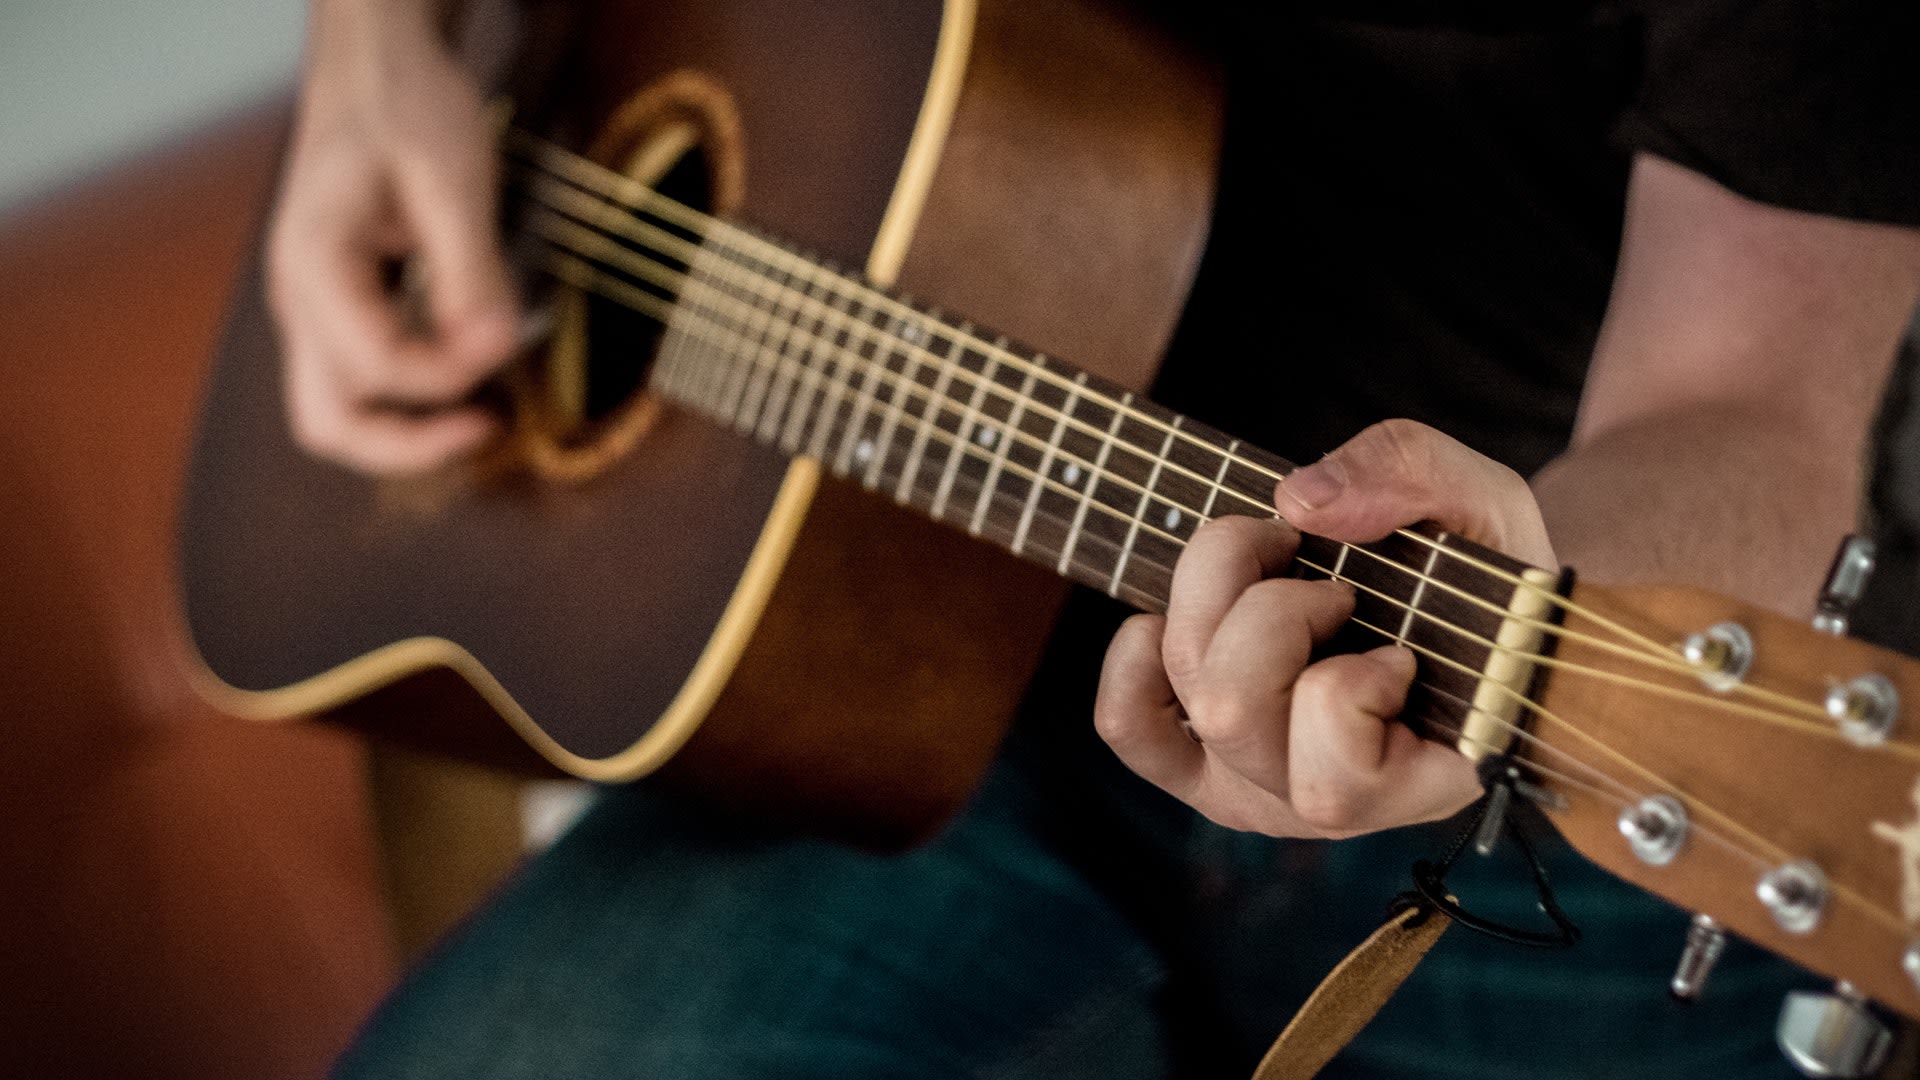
[1248,899,1452,1080]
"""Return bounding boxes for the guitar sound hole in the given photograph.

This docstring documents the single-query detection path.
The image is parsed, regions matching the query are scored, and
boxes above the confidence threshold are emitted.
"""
[510,68,746,484]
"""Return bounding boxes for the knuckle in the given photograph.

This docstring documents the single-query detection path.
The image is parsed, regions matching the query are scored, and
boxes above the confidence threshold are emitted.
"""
[1188,689,1258,744]
[1291,662,1343,717]
[1160,636,1205,687]
[1365,418,1437,481]
[1241,576,1313,615]
[1292,778,1367,833]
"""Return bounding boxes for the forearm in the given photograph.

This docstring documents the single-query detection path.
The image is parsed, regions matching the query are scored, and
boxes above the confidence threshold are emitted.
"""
[1531,155,1920,615]
[1531,400,1866,617]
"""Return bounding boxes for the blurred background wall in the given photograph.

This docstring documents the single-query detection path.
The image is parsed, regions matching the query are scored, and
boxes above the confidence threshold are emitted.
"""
[0,0,302,211]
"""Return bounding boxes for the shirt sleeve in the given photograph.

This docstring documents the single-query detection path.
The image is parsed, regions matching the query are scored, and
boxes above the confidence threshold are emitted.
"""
[1616,0,1920,227]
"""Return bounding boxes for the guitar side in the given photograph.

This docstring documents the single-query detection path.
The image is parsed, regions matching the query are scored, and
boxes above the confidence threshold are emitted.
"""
[179,0,1223,845]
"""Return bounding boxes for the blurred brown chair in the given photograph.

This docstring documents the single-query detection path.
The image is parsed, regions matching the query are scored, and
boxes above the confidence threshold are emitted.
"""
[0,106,400,1079]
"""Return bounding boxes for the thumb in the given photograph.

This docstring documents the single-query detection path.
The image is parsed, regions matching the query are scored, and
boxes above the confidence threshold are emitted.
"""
[1273,419,1555,566]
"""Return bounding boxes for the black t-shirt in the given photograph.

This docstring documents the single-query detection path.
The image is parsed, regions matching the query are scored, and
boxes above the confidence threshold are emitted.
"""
[1147,0,1920,478]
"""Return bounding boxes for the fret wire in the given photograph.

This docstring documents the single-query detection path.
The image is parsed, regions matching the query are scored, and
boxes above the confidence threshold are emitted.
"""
[771,270,837,451]
[668,254,713,407]
[1111,416,1180,598]
[791,286,860,453]
[1059,391,1132,576]
[748,270,815,445]
[1396,539,1445,645]
[692,253,742,415]
[713,246,787,425]
[727,265,785,435]
[1199,438,1239,520]
[1015,372,1085,556]
[969,360,1041,537]
[930,338,1004,521]
[648,310,687,400]
[809,284,866,455]
[693,253,740,414]
[891,319,966,506]
[823,290,883,464]
[857,310,919,487]
[783,282,848,455]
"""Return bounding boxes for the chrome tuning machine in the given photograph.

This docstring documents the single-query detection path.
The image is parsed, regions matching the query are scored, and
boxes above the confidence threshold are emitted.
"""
[1777,982,1892,1078]
[1669,913,1726,1002]
[1813,534,1876,637]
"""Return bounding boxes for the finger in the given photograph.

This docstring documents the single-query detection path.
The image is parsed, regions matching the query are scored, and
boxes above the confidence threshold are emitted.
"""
[1162,515,1298,695]
[392,68,519,366]
[284,341,499,474]
[1180,577,1353,791]
[299,208,509,408]
[1273,419,1555,566]
[270,156,500,409]
[1286,646,1481,835]
[1097,616,1338,837]
[1096,614,1207,797]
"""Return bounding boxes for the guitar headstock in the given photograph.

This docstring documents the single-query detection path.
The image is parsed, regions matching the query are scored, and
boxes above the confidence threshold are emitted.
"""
[1523,538,1920,1072]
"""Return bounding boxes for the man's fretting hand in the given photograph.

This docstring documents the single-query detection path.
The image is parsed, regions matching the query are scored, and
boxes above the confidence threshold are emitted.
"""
[269,0,519,475]
[1094,419,1557,838]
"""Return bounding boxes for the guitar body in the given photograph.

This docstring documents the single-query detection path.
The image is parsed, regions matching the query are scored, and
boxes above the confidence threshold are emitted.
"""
[181,0,1223,844]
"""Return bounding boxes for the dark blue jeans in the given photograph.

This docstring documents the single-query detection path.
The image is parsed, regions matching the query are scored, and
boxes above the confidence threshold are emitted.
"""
[335,689,1811,1078]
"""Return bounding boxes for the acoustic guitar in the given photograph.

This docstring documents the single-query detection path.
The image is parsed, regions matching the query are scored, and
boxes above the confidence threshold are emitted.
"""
[178,0,1920,1059]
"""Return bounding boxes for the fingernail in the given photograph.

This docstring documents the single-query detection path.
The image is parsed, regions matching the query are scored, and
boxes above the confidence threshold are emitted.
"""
[1280,456,1347,512]
[1367,645,1417,677]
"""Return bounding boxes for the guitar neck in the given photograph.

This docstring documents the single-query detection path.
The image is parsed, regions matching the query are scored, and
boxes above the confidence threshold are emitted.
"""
[620,232,1561,741]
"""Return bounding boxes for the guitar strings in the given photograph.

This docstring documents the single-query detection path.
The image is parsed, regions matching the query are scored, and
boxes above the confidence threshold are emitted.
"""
[639,229,1795,878]
[527,217,1882,759]
[544,236,1920,891]
[503,130,1706,683]
[530,224,1864,752]
[544,247,1910,933]
[504,146,1837,729]
[517,185,1826,719]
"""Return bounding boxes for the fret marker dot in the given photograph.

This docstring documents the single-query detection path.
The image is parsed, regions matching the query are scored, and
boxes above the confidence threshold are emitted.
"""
[1164,507,1182,530]
[900,323,925,345]
[854,439,875,465]
[1062,463,1083,486]
[976,427,998,449]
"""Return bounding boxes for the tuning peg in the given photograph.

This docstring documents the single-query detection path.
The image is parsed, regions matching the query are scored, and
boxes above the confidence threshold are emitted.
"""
[1669,913,1727,1002]
[1813,535,1876,637]
[1776,982,1891,1078]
